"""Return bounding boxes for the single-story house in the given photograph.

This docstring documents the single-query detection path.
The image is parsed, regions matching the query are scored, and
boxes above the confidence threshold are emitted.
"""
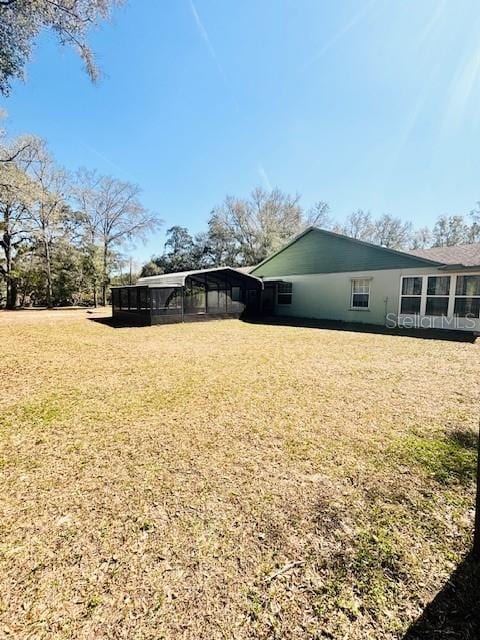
[112,226,480,332]
[249,227,480,332]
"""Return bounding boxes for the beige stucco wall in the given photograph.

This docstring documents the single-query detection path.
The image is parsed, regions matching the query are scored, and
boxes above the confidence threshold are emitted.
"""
[265,266,446,326]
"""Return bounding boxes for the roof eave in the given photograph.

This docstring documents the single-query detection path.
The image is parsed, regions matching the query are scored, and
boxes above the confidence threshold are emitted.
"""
[438,263,480,271]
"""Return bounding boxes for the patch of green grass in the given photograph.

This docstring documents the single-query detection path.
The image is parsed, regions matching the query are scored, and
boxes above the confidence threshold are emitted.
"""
[85,594,102,615]
[399,432,477,485]
[19,396,67,427]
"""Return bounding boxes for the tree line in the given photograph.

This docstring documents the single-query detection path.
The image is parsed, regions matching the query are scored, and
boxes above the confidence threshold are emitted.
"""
[141,190,480,277]
[0,126,159,308]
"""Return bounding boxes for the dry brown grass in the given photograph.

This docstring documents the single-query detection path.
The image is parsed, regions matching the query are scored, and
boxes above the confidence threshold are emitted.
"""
[0,310,478,639]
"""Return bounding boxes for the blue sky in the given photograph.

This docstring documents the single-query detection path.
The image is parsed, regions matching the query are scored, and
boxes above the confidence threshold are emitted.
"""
[3,0,480,263]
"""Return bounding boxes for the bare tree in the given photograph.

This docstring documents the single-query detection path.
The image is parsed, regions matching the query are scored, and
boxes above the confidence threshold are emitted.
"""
[469,204,480,243]
[338,209,375,242]
[0,0,124,95]
[26,142,70,307]
[72,169,161,306]
[305,201,332,229]
[432,215,470,247]
[371,214,412,249]
[410,226,432,250]
[208,187,303,265]
[0,137,40,308]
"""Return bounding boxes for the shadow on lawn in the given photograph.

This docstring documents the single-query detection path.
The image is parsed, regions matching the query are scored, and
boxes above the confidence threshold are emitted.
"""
[244,316,478,343]
[87,316,149,329]
[403,554,480,639]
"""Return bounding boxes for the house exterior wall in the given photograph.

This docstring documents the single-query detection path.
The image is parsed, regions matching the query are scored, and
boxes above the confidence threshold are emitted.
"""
[265,267,480,331]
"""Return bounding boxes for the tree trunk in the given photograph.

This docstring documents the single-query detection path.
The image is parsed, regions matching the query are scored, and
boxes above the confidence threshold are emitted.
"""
[3,208,16,310]
[7,278,17,310]
[43,228,53,308]
[101,242,108,306]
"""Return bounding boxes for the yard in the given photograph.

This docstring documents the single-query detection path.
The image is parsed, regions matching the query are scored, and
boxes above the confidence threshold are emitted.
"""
[0,310,479,639]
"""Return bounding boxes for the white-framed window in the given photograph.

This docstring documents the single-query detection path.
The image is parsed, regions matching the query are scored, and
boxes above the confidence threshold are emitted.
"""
[277,282,292,305]
[424,275,451,316]
[399,273,480,322]
[454,275,480,318]
[351,278,370,309]
[400,276,423,314]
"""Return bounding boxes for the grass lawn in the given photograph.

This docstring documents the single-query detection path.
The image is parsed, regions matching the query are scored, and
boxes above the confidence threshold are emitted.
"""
[0,310,479,639]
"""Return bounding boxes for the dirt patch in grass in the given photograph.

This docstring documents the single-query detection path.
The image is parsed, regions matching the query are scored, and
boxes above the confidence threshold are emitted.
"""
[0,311,479,639]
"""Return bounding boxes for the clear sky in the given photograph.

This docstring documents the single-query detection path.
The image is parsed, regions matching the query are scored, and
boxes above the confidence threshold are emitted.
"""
[2,0,480,263]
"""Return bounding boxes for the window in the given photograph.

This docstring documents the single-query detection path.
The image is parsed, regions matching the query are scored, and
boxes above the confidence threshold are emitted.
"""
[426,297,449,316]
[402,276,422,296]
[456,275,480,296]
[400,277,423,314]
[427,276,450,295]
[455,275,480,318]
[426,276,450,316]
[351,279,370,309]
[277,282,292,305]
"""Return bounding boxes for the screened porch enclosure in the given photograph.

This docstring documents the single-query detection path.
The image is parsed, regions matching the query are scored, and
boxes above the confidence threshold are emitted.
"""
[184,272,248,316]
[111,267,263,325]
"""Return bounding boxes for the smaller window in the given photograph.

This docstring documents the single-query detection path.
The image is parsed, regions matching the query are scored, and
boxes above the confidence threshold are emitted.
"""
[351,278,370,309]
[277,282,292,305]
[401,296,421,314]
[427,276,450,296]
[426,296,449,316]
[402,277,422,296]
[454,297,480,318]
[456,275,480,297]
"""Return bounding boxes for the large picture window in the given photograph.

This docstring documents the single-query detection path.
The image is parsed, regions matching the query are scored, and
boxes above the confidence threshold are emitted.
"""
[399,273,480,325]
[351,279,370,309]
[454,275,480,318]
[400,277,422,314]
